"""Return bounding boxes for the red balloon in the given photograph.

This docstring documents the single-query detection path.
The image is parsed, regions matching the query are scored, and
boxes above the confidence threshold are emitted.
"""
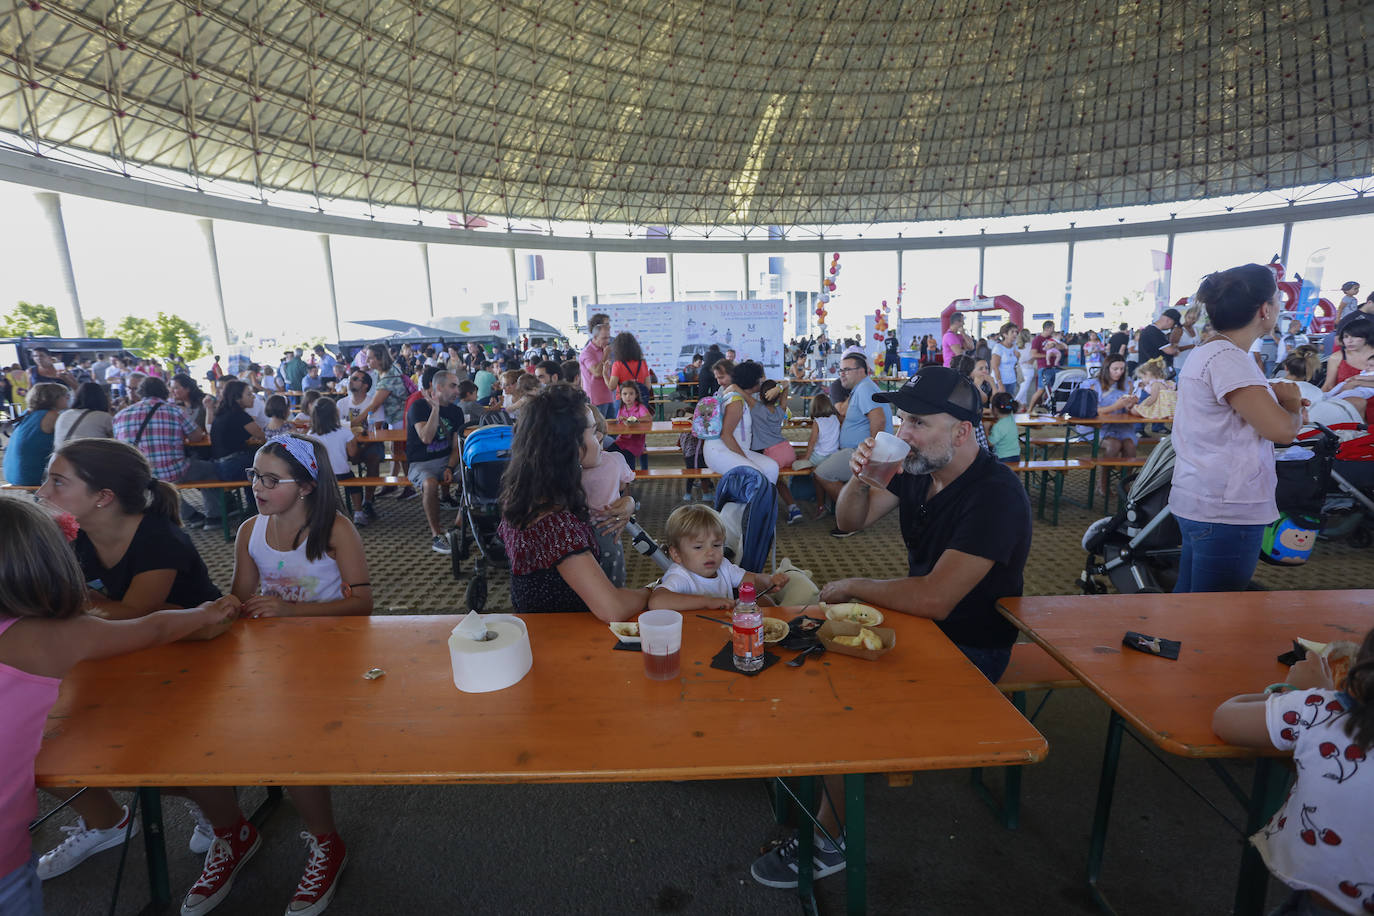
[833,252,840,259]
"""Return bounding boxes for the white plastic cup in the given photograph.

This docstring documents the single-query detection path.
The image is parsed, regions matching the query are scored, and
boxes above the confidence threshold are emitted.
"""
[638,609,683,680]
[857,431,912,489]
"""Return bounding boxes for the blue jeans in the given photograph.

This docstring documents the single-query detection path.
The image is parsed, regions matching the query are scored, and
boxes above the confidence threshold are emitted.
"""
[0,856,42,916]
[957,643,1013,683]
[1037,366,1059,391]
[1174,517,1264,593]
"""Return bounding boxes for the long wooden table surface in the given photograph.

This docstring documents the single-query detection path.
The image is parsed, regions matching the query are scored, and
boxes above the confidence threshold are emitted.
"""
[604,418,813,437]
[997,590,1374,758]
[1013,412,1174,428]
[36,611,1046,788]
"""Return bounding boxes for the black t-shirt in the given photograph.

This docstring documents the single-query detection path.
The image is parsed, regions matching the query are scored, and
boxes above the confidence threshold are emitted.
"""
[405,399,464,463]
[1108,331,1129,356]
[210,406,254,458]
[1138,324,1172,368]
[886,450,1032,649]
[74,513,221,608]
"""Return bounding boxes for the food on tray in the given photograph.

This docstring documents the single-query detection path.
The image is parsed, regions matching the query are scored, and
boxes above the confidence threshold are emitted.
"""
[824,603,884,626]
[761,618,790,644]
[832,627,883,651]
[609,622,640,642]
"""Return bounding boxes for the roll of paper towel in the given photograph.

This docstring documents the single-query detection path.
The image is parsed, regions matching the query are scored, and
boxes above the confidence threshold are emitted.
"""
[448,613,533,693]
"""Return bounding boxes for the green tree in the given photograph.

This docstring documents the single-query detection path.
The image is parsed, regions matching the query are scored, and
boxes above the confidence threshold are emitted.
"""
[0,301,59,337]
[114,312,209,360]
[85,316,107,337]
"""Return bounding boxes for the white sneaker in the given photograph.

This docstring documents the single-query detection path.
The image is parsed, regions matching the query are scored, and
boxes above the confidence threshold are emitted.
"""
[36,806,139,880]
[186,801,214,855]
[351,510,369,528]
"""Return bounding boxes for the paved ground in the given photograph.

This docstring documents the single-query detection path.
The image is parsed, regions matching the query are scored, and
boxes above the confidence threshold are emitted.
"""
[16,427,1373,915]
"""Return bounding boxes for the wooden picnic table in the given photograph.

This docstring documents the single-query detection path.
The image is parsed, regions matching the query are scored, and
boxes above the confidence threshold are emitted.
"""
[1012,413,1174,509]
[997,590,1374,916]
[604,418,813,437]
[36,610,1045,915]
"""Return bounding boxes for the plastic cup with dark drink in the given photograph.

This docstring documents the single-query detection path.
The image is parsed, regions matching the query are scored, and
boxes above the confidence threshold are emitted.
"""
[857,431,912,489]
[638,609,683,680]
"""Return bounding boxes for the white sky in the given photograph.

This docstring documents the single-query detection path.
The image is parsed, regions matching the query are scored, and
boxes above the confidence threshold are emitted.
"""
[0,177,1370,346]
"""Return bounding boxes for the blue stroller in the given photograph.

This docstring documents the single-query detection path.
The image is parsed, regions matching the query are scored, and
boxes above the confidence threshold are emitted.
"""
[450,424,511,610]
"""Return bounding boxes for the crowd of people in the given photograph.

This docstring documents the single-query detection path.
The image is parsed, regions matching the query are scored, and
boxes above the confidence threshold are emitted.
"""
[2,267,1373,916]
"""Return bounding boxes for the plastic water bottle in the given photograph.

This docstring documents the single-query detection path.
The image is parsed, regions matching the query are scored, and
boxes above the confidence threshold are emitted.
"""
[732,583,764,672]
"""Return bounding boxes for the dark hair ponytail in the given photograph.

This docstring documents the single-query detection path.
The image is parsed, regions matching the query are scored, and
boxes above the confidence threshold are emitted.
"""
[1343,628,1374,750]
[1195,264,1277,332]
[56,438,182,525]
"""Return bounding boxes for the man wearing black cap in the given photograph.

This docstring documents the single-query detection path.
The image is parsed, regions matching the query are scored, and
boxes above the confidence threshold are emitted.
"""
[819,366,1032,682]
[750,366,1032,892]
[1138,308,1181,371]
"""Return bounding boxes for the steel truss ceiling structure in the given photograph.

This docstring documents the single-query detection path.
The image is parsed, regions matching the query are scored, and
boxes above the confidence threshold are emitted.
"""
[1,0,1370,230]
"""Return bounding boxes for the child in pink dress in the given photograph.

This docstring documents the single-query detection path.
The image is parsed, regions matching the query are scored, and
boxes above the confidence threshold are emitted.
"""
[614,381,652,470]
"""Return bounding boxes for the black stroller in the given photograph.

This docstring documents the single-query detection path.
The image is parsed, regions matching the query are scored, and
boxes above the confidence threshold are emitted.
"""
[1078,426,1345,594]
[449,424,511,610]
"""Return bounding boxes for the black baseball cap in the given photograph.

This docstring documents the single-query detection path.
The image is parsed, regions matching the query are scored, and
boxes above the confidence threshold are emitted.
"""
[873,366,981,423]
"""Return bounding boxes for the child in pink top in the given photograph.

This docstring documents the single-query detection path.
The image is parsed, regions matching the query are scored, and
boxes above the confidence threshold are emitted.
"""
[614,381,652,470]
[0,499,233,910]
[583,409,636,587]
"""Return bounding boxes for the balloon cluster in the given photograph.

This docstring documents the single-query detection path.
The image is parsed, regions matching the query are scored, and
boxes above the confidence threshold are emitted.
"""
[872,285,901,371]
[816,252,840,328]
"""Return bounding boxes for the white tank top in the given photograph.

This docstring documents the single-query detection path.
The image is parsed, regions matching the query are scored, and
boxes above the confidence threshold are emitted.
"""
[247,515,344,603]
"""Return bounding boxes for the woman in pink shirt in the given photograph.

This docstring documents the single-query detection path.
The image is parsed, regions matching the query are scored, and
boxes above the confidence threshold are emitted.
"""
[1170,264,1305,592]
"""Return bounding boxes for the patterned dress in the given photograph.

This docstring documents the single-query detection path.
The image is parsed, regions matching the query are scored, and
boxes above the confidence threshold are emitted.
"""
[498,510,600,613]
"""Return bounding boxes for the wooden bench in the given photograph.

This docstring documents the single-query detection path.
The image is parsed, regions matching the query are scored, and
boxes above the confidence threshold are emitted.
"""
[1092,457,1148,512]
[1007,458,1092,525]
[889,642,1082,830]
[634,467,809,481]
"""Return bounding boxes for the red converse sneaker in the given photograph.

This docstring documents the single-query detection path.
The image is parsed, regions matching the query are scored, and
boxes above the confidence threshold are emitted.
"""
[287,831,348,916]
[180,819,260,916]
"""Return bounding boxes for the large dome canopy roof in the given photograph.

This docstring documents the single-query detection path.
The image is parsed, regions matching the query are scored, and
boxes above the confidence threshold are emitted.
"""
[2,0,1369,229]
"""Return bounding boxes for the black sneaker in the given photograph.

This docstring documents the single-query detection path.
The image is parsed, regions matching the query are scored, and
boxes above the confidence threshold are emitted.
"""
[362,501,378,520]
[430,535,453,555]
[750,832,846,889]
[397,487,418,502]
[440,494,461,508]
[829,527,855,538]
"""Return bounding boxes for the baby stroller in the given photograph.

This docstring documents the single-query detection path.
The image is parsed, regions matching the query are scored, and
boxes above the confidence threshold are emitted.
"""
[1079,436,1182,594]
[1079,427,1346,594]
[450,424,512,610]
[1047,368,1088,415]
[1296,422,1374,548]
[714,466,779,573]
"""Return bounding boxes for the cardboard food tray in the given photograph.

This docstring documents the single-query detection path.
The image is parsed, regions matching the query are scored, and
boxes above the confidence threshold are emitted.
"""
[817,620,896,661]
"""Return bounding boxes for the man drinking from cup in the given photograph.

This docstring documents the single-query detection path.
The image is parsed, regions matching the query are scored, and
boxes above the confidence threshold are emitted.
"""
[812,351,892,537]
[822,366,1032,683]
[751,367,1034,892]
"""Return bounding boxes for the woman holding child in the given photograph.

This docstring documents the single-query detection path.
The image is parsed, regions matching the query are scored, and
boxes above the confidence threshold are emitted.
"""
[498,386,735,616]
[701,360,780,485]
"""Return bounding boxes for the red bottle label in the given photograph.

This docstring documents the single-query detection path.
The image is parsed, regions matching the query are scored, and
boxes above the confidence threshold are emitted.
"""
[733,622,762,657]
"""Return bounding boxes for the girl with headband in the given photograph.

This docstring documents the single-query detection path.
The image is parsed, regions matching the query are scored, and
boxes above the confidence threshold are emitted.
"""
[180,433,371,916]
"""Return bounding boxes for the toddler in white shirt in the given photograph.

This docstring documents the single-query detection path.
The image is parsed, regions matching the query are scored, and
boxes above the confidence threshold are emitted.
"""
[650,504,787,606]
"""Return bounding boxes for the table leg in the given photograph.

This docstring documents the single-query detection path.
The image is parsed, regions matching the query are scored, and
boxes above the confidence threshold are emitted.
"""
[1087,710,1125,913]
[797,775,818,913]
[1086,428,1102,509]
[138,787,171,913]
[1234,758,1286,916]
[845,773,866,916]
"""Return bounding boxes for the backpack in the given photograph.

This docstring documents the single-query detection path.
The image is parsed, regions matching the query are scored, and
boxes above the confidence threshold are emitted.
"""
[1064,385,1098,419]
[691,395,723,441]
[621,361,653,407]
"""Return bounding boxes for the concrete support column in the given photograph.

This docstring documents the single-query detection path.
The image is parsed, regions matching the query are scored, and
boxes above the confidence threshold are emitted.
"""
[1280,222,1293,267]
[741,252,749,299]
[590,251,600,306]
[1062,239,1075,332]
[33,191,84,337]
[896,251,903,321]
[197,219,231,349]
[667,252,676,301]
[977,244,986,296]
[419,242,435,318]
[318,234,342,342]
[508,248,521,333]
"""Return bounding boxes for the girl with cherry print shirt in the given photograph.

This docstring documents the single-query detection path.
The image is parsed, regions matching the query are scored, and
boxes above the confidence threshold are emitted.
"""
[1213,628,1374,916]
